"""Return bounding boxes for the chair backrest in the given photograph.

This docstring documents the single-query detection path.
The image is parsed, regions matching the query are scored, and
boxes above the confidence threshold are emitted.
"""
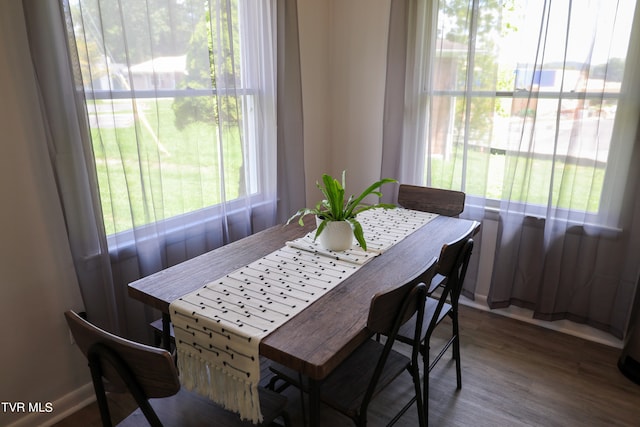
[360,258,437,418]
[367,257,436,335]
[64,310,180,399]
[435,236,474,299]
[397,184,466,217]
[426,235,474,335]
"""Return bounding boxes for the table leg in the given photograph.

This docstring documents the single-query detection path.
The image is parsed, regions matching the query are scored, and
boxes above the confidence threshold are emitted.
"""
[162,313,171,352]
[308,378,321,427]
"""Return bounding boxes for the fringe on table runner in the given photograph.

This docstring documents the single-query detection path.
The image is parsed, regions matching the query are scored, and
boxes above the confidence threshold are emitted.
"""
[176,347,263,423]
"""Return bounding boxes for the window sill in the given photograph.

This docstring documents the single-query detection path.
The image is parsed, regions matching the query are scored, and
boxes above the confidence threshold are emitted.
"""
[465,200,623,239]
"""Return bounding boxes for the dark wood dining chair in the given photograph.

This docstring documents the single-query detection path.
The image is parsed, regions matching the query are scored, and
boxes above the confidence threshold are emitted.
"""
[395,234,474,423]
[397,183,467,294]
[267,258,438,427]
[64,310,291,427]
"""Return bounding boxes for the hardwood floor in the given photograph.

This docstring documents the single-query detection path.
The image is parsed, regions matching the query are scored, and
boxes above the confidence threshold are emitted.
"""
[54,305,640,426]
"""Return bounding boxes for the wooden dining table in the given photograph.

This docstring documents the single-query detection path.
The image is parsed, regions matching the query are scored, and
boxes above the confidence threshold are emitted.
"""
[128,213,480,426]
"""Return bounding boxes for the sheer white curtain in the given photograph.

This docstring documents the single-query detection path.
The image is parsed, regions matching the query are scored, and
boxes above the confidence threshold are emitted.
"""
[383,0,640,337]
[68,0,278,250]
[24,0,304,339]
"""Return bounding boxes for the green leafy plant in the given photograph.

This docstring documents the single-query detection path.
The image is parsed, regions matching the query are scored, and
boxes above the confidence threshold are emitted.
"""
[287,171,397,251]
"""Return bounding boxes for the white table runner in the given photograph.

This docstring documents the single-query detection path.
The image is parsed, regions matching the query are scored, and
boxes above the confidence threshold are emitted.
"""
[169,208,437,422]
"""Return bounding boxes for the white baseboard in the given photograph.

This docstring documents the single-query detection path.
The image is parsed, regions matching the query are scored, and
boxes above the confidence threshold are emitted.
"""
[5,383,95,427]
[461,295,623,349]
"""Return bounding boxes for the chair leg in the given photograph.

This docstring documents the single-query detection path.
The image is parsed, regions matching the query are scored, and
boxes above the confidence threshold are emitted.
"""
[454,336,462,389]
[452,309,462,389]
[88,359,113,427]
[411,364,426,427]
[423,347,430,425]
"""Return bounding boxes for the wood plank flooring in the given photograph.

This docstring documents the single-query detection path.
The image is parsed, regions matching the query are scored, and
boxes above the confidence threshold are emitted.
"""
[54,305,640,426]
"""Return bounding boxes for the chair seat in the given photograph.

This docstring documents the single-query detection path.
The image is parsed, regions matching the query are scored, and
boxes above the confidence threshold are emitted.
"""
[270,338,410,419]
[428,273,447,293]
[118,386,288,427]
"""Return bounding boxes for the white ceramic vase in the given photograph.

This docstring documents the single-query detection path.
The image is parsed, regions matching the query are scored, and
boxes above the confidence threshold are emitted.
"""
[316,217,353,251]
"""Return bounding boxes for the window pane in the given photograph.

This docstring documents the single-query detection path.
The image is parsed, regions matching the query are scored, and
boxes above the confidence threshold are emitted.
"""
[426,0,635,214]
[69,0,263,236]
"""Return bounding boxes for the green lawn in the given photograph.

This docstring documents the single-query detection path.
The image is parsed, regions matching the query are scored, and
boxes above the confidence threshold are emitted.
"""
[89,98,244,235]
[428,147,603,212]
[87,99,605,236]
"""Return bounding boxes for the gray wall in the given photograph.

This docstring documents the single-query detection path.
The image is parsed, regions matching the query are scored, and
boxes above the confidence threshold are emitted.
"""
[0,2,91,426]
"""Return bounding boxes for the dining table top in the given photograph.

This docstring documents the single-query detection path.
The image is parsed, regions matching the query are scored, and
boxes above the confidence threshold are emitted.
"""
[128,213,480,381]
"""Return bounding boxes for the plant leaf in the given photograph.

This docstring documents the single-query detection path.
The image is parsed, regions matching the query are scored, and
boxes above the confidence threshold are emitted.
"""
[287,171,398,251]
[321,174,345,220]
[314,218,328,240]
[348,218,367,251]
[344,177,397,217]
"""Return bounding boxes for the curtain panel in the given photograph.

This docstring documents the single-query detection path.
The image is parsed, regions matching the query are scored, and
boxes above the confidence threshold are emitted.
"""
[23,0,304,340]
[383,0,640,338]
[382,0,483,300]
